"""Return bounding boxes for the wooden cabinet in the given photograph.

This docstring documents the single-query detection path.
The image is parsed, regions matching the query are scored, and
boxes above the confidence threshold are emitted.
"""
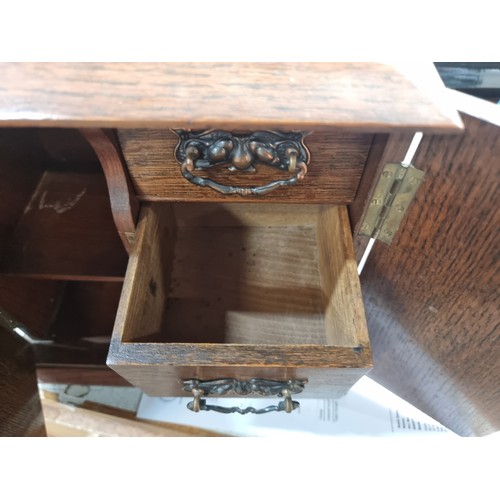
[0,63,497,433]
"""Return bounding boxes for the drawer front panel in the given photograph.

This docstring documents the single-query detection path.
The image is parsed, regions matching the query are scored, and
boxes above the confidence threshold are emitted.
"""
[107,352,371,398]
[117,129,374,203]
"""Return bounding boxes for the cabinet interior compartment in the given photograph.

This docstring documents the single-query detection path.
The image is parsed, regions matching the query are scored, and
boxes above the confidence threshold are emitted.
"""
[0,128,127,368]
[0,129,127,280]
[0,276,122,365]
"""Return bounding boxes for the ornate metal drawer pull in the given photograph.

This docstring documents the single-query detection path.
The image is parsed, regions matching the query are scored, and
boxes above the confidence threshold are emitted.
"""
[174,130,309,196]
[183,378,305,414]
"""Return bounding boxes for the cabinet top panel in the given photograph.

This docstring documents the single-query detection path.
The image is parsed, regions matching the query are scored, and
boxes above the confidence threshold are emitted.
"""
[0,63,462,132]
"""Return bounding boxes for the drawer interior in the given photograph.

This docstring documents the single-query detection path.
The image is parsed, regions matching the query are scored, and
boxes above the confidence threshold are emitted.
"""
[118,203,366,348]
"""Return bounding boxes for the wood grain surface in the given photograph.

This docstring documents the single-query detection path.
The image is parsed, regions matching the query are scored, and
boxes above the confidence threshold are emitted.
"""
[107,356,371,398]
[361,114,500,436]
[117,203,176,344]
[172,202,322,227]
[0,129,46,252]
[0,63,461,132]
[165,205,333,345]
[317,205,369,347]
[41,394,224,437]
[49,281,123,343]
[0,276,64,339]
[0,171,128,280]
[37,366,130,386]
[166,225,326,344]
[119,203,366,345]
[81,129,139,252]
[0,274,123,371]
[118,129,374,203]
[0,325,46,436]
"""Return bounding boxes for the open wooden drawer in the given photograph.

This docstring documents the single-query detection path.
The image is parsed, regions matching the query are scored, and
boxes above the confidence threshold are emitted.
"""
[107,201,371,407]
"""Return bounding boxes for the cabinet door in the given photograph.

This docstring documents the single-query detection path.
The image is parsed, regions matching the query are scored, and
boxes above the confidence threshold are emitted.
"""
[359,110,499,436]
[0,324,46,436]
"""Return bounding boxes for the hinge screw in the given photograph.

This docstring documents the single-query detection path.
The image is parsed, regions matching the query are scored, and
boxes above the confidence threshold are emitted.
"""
[382,170,392,178]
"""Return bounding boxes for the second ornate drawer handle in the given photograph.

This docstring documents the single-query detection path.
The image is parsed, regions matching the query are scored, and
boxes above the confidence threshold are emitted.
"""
[183,378,305,414]
[174,130,309,196]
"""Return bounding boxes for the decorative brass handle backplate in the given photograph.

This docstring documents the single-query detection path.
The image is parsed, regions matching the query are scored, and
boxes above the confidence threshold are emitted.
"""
[174,130,309,196]
[183,378,305,414]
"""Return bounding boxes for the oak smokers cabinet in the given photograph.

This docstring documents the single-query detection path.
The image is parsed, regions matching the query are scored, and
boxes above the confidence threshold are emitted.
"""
[4,63,494,430]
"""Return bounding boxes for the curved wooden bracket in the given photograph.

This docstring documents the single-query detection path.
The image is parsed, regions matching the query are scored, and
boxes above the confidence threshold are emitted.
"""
[80,129,139,253]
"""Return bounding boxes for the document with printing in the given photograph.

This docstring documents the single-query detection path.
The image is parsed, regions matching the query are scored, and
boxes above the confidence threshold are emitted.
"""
[137,376,456,437]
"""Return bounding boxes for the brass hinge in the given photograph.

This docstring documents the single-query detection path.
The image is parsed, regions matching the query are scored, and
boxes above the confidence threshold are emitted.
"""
[359,163,425,244]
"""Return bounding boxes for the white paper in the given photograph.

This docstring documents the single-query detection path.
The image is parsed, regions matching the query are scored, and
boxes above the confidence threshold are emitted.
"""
[137,376,456,437]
